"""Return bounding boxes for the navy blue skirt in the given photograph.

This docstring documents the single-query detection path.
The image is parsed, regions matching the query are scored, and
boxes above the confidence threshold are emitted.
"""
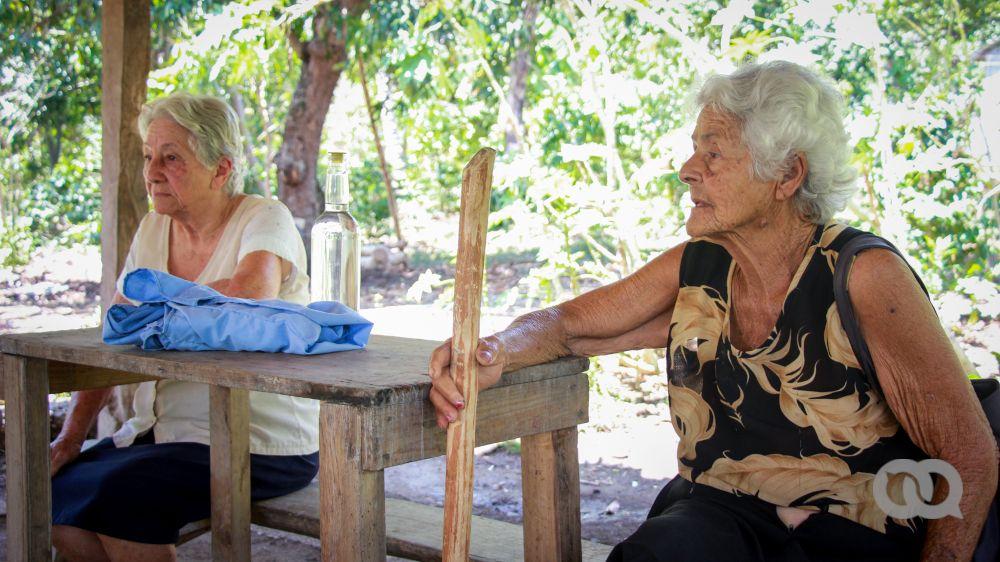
[52,431,318,544]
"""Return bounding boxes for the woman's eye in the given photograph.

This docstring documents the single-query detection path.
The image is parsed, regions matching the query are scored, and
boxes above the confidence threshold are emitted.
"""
[142,154,151,161]
[166,154,178,162]
[708,152,721,159]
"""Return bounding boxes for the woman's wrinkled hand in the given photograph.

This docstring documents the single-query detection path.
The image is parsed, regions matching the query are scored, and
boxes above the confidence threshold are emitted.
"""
[50,433,85,476]
[427,336,505,430]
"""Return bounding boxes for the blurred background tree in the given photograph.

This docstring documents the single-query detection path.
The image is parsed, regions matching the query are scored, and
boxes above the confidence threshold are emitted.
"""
[1,0,997,375]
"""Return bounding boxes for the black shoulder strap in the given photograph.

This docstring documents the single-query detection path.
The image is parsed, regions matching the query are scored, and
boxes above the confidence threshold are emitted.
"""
[835,234,1000,442]
[832,233,931,394]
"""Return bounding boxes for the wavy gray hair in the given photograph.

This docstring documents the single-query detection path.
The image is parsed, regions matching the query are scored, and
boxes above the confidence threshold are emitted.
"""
[696,61,858,224]
[138,93,246,195]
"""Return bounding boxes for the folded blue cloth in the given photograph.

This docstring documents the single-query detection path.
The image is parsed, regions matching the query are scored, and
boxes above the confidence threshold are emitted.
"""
[103,269,373,354]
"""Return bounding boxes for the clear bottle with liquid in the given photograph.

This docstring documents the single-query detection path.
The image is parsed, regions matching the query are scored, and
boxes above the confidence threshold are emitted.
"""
[310,151,360,309]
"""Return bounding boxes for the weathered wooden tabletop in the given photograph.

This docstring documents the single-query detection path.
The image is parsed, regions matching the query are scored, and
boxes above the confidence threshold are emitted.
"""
[1,327,593,562]
[0,327,588,405]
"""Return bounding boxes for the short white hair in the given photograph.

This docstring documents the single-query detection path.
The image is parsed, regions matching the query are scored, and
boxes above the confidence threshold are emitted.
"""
[138,93,246,195]
[696,61,858,223]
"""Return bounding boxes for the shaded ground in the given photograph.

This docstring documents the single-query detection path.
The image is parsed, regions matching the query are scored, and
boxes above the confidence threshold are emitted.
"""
[0,244,671,559]
[1,243,995,559]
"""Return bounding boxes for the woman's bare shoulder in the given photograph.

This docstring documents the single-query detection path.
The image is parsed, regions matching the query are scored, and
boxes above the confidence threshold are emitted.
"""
[845,247,919,307]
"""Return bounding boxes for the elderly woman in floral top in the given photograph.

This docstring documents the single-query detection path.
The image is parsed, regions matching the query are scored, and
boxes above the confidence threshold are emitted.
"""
[429,61,997,561]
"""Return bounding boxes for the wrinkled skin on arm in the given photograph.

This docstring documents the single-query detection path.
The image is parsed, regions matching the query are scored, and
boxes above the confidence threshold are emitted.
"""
[206,249,291,300]
[851,249,998,562]
[427,242,685,429]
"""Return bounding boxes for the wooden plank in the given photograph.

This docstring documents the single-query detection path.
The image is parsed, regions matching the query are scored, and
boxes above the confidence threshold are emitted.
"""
[209,386,251,561]
[251,484,614,562]
[100,0,150,314]
[364,372,589,470]
[320,402,386,561]
[444,147,496,562]
[0,329,589,405]
[521,427,583,562]
[2,354,52,562]
[0,362,155,401]
[48,362,158,392]
[177,519,211,545]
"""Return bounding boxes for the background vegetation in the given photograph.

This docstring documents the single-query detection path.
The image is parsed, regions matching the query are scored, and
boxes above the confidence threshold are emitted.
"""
[2,0,997,375]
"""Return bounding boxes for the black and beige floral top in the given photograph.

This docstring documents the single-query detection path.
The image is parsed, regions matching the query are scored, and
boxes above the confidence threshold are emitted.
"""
[667,222,926,535]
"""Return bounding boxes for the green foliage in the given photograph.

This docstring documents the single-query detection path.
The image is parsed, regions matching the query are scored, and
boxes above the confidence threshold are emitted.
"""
[349,159,392,238]
[0,1,103,265]
[1,0,997,363]
[367,0,999,331]
[0,0,211,266]
[147,0,301,198]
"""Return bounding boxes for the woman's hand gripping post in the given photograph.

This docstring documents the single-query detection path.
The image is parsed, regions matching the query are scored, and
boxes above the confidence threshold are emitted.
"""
[428,336,505,430]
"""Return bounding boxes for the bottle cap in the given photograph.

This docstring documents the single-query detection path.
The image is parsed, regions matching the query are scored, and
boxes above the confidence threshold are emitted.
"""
[329,151,346,164]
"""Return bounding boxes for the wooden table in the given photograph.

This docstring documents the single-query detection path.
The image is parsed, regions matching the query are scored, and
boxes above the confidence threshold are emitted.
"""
[0,328,589,561]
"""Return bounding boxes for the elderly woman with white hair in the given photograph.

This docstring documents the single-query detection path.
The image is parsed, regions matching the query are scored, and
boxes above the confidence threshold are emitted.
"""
[429,61,997,561]
[48,93,318,561]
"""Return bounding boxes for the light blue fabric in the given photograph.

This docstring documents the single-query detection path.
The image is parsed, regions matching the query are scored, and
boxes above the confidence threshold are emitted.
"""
[103,268,373,354]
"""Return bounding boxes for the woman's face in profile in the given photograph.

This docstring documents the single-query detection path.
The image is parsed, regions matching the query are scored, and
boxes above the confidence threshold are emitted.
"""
[678,108,774,239]
[142,118,220,217]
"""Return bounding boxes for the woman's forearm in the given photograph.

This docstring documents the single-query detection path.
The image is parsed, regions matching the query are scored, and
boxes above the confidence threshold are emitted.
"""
[921,443,998,561]
[58,388,114,442]
[493,307,573,371]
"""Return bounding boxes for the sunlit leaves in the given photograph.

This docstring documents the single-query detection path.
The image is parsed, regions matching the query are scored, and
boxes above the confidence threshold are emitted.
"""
[1,0,997,342]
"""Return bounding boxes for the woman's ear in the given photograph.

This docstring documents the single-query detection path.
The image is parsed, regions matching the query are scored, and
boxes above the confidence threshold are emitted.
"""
[775,153,807,201]
[212,157,233,191]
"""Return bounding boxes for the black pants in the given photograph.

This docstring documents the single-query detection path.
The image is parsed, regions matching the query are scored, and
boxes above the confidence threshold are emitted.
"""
[608,477,925,562]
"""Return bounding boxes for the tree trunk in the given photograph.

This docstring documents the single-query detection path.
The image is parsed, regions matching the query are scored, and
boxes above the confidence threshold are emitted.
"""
[275,1,367,236]
[505,0,539,152]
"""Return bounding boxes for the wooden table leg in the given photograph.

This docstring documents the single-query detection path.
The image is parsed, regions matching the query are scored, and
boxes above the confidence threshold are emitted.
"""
[320,402,386,562]
[521,427,582,562]
[209,386,251,561]
[2,354,52,562]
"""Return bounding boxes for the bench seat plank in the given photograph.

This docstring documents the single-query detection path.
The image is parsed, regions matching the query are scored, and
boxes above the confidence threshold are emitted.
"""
[180,482,613,561]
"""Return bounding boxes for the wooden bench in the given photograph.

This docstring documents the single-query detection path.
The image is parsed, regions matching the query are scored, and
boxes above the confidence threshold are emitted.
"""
[177,482,615,561]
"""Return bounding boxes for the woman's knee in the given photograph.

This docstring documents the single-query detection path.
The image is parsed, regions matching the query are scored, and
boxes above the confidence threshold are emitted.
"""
[53,525,110,562]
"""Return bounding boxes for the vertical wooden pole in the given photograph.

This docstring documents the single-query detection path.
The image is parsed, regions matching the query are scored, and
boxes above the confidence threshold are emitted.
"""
[101,0,150,313]
[3,355,52,562]
[209,386,251,561]
[442,148,496,561]
[320,402,386,561]
[521,427,583,562]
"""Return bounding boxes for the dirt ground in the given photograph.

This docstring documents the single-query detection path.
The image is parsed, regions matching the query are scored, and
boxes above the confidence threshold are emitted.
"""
[1,242,996,559]
[0,244,679,559]
[0,446,666,560]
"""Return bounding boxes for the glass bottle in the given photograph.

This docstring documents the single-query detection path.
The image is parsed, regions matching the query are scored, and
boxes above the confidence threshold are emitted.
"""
[310,151,360,309]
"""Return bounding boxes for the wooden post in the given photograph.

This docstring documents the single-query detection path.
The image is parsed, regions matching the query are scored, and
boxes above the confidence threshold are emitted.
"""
[442,148,496,561]
[2,355,52,562]
[521,427,583,562]
[320,402,386,561]
[209,386,251,561]
[101,0,150,313]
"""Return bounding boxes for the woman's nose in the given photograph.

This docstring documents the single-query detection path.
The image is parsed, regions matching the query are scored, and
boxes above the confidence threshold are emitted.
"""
[145,157,163,179]
[679,154,700,185]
